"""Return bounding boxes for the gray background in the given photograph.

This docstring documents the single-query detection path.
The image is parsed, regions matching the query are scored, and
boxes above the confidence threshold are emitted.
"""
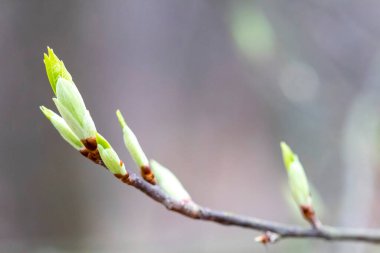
[0,0,379,252]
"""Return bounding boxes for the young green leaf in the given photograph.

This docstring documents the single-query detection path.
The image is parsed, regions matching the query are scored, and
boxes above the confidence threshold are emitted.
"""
[55,78,87,120]
[43,47,72,94]
[95,132,111,149]
[54,77,96,139]
[40,106,83,150]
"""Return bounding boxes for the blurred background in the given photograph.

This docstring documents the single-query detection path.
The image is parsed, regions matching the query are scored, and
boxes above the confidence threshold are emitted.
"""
[1,0,380,252]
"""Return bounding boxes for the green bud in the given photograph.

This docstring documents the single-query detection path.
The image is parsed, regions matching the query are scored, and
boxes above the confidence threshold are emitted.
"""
[116,110,149,168]
[281,141,295,171]
[53,98,85,139]
[280,142,312,207]
[96,133,127,176]
[43,47,72,94]
[53,78,96,140]
[56,78,86,119]
[40,106,84,150]
[150,160,191,202]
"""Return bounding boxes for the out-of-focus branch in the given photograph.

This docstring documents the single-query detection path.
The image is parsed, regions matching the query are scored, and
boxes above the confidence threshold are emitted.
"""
[100,164,380,245]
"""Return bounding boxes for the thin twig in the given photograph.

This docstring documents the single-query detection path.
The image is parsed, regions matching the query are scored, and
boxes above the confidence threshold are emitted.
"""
[106,167,380,245]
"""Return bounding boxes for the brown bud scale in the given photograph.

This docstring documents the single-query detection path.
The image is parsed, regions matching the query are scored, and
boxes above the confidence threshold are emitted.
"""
[115,173,131,185]
[81,136,97,151]
[79,138,105,167]
[301,205,321,228]
[141,165,156,185]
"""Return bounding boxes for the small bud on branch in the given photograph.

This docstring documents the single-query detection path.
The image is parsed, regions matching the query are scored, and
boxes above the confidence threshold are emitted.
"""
[150,160,191,202]
[116,110,155,184]
[96,133,127,176]
[280,142,320,227]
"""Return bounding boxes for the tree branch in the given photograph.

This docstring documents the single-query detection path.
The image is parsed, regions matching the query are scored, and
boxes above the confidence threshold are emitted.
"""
[109,168,380,245]
[41,48,380,246]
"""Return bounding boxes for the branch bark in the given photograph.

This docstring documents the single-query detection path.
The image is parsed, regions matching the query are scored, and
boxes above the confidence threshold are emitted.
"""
[109,169,380,245]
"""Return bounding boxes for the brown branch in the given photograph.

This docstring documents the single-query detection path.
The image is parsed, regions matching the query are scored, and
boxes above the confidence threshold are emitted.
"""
[107,168,380,245]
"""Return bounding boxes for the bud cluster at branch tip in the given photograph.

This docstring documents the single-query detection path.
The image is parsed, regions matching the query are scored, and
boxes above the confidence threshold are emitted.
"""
[280,142,320,227]
[150,160,191,202]
[41,47,102,165]
[116,110,156,184]
[42,47,96,140]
